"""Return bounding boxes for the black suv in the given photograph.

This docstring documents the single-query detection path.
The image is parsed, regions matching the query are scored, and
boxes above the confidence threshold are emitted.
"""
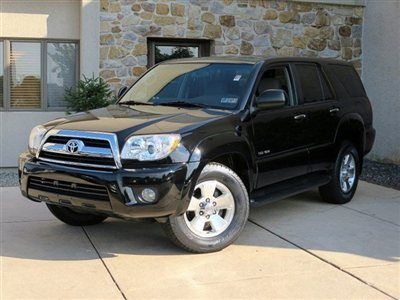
[19,56,375,253]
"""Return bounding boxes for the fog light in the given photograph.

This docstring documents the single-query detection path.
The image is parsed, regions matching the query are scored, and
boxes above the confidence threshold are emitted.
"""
[141,188,156,203]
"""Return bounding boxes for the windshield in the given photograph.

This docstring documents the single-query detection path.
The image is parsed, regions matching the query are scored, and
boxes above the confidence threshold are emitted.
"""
[119,63,254,110]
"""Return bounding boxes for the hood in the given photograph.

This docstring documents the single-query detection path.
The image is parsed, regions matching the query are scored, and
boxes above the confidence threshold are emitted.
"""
[44,104,231,139]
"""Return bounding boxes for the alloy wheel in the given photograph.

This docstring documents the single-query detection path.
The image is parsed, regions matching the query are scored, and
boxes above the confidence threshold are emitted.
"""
[339,153,356,193]
[184,180,235,238]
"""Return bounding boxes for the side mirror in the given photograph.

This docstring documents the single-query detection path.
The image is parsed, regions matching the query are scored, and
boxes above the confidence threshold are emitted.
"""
[256,89,286,110]
[118,86,128,99]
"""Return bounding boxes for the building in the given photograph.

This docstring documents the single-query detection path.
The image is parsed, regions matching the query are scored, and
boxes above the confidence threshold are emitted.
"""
[0,0,399,167]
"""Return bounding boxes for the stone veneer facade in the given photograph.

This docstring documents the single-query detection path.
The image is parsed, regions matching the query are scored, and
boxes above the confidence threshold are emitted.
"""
[100,0,364,91]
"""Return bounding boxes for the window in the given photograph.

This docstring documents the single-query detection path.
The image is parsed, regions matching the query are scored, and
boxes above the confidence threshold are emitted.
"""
[47,42,78,107]
[320,71,334,100]
[326,64,366,98]
[0,39,79,110]
[295,64,323,104]
[120,63,253,110]
[257,67,291,105]
[10,42,41,108]
[147,38,210,67]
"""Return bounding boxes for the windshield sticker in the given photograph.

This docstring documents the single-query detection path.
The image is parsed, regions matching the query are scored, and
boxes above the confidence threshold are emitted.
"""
[221,97,238,104]
[233,74,242,81]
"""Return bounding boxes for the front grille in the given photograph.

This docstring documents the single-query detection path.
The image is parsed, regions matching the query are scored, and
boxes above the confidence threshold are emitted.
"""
[39,151,116,167]
[28,176,109,201]
[45,136,110,148]
[37,131,118,169]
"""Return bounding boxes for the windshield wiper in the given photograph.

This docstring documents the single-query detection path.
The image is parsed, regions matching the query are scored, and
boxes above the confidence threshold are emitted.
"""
[157,101,207,108]
[119,100,155,106]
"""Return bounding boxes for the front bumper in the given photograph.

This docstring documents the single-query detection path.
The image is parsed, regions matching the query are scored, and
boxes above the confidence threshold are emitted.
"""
[19,152,200,219]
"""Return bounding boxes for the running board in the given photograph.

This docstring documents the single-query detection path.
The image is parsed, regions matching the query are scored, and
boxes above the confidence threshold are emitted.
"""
[250,173,331,208]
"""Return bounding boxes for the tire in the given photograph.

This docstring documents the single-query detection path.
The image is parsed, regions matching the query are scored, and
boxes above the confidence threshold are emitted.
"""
[162,163,249,253]
[319,141,360,204]
[46,204,108,226]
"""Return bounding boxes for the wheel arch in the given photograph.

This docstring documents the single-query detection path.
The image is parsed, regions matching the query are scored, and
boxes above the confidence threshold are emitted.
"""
[334,113,365,172]
[188,131,256,192]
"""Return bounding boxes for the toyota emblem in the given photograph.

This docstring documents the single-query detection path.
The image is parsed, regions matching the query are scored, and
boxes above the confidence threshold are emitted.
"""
[65,139,84,154]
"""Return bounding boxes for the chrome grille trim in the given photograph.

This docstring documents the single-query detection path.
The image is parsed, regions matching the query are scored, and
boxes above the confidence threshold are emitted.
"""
[37,129,122,169]
[41,143,114,158]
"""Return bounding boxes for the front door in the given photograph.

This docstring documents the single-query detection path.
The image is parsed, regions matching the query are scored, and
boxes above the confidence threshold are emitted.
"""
[250,65,309,188]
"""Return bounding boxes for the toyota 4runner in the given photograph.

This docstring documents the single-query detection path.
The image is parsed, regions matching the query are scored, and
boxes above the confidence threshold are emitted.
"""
[19,56,375,253]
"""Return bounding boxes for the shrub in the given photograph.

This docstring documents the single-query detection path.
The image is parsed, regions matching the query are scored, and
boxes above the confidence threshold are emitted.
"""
[64,75,116,113]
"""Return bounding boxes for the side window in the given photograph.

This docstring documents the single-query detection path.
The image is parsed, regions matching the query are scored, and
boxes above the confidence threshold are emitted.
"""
[295,64,323,104]
[257,66,291,105]
[326,64,366,98]
[320,72,334,100]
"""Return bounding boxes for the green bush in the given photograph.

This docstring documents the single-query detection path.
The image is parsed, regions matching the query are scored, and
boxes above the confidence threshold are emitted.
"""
[64,76,116,113]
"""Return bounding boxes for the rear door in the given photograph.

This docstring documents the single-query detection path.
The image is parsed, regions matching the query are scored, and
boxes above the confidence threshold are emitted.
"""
[250,64,309,188]
[292,63,341,172]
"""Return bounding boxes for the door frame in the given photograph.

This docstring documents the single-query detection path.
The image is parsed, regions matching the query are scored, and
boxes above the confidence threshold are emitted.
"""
[248,62,310,188]
[249,62,298,110]
[291,62,342,172]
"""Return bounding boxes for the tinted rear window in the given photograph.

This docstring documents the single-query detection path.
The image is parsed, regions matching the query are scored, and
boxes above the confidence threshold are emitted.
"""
[295,64,323,103]
[325,64,366,98]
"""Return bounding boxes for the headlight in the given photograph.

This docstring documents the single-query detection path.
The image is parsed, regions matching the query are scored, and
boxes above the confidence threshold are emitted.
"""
[28,125,47,155]
[121,134,181,161]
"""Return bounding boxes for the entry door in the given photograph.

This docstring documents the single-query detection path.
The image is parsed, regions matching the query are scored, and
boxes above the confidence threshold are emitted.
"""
[251,65,309,189]
[292,63,341,172]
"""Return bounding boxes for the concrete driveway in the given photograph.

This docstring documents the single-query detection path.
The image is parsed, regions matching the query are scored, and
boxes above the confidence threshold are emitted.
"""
[1,181,399,299]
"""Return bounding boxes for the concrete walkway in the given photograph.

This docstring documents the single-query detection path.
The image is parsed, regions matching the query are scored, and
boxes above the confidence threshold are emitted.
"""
[1,181,399,299]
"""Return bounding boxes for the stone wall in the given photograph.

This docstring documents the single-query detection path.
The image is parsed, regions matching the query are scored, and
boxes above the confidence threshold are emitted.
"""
[100,0,364,91]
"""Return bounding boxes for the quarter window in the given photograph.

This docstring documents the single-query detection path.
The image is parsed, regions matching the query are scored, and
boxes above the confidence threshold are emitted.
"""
[326,64,366,98]
[0,39,79,110]
[295,64,323,104]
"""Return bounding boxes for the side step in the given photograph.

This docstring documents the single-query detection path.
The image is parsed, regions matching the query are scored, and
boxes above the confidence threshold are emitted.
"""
[250,173,331,208]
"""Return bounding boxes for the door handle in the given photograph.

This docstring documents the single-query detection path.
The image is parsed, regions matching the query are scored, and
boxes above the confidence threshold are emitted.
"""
[294,114,307,120]
[329,107,340,113]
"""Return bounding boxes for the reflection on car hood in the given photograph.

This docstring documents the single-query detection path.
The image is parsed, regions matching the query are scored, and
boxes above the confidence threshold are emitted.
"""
[44,105,231,139]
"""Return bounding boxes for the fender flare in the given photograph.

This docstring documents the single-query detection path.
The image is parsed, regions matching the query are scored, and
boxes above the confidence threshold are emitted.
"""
[177,131,256,215]
[334,113,366,148]
[191,130,256,182]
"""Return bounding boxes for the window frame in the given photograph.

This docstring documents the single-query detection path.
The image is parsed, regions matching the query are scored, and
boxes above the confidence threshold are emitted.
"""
[293,62,327,105]
[147,37,211,68]
[325,63,366,99]
[0,38,80,112]
[318,65,336,101]
[251,63,296,109]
